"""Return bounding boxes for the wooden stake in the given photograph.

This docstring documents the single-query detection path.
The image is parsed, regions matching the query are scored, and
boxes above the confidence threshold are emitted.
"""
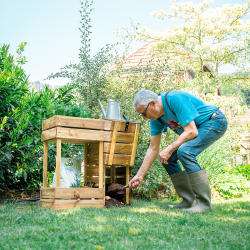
[130,124,140,166]
[43,141,48,188]
[126,165,130,204]
[56,138,61,188]
[84,144,88,183]
[108,122,119,165]
[99,141,104,189]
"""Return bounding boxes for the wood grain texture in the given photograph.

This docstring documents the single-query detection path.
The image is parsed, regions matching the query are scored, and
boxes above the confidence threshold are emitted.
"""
[42,115,113,131]
[40,188,104,199]
[41,128,57,141]
[88,154,131,166]
[84,144,88,183]
[108,122,119,165]
[56,139,61,188]
[99,141,104,189]
[126,165,130,204]
[40,199,104,210]
[130,124,141,166]
[43,141,48,188]
[88,142,133,155]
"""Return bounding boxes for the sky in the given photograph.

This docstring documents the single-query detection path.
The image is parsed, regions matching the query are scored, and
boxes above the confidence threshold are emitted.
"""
[0,0,243,87]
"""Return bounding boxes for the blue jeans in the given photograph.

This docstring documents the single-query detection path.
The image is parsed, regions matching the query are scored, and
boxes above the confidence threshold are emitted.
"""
[162,110,228,175]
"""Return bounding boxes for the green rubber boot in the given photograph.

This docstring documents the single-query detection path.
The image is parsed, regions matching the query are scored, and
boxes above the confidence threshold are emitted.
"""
[168,171,196,209]
[183,169,212,213]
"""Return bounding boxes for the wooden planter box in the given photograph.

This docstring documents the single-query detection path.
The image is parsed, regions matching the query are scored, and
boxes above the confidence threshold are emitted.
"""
[41,115,140,210]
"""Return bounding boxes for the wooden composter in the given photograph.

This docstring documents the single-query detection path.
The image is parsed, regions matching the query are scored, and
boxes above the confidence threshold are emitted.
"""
[40,115,140,210]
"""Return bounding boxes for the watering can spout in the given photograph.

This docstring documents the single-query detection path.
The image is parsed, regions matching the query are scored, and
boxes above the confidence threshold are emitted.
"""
[98,99,106,118]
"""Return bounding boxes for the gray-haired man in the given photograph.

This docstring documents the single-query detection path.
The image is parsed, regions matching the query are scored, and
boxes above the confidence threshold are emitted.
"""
[129,90,227,212]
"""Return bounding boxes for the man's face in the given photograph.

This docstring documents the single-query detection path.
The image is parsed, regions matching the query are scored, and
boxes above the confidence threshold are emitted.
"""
[136,101,160,120]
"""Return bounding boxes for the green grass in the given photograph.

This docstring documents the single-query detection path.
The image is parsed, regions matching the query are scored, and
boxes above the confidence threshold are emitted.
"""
[0,196,250,250]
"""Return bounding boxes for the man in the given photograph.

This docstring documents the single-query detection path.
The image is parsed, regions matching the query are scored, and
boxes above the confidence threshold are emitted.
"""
[128,90,228,213]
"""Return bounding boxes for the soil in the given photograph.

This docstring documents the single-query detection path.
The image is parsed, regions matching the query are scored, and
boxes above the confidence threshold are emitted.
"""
[0,189,40,201]
[105,183,128,208]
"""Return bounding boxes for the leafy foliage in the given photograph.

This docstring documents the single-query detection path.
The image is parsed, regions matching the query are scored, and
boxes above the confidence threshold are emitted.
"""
[213,173,248,199]
[0,44,91,190]
[47,0,117,115]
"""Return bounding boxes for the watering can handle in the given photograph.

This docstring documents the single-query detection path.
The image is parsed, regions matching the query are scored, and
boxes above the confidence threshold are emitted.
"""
[123,114,130,132]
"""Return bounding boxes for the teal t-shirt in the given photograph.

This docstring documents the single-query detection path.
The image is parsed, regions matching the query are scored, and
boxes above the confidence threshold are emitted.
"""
[150,90,218,136]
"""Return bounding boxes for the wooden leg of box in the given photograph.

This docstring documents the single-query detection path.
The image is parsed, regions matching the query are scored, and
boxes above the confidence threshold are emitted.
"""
[43,141,48,188]
[56,138,61,188]
[126,165,130,204]
[84,144,88,183]
[111,165,116,183]
[103,164,106,205]
[99,141,104,189]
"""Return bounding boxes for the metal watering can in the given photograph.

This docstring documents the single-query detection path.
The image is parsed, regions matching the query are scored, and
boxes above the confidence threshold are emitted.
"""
[98,99,120,119]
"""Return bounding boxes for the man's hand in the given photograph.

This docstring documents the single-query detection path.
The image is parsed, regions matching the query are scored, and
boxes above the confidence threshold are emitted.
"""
[128,175,143,189]
[159,148,172,164]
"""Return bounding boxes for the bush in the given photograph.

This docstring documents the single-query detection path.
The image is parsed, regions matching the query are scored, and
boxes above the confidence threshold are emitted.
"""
[223,164,250,180]
[213,173,248,199]
[0,44,91,190]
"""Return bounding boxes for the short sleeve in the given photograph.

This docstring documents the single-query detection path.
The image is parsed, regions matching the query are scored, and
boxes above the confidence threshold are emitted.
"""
[150,119,168,136]
[169,95,200,127]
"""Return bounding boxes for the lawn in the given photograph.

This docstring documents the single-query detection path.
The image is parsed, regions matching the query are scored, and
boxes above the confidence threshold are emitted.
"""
[0,196,249,250]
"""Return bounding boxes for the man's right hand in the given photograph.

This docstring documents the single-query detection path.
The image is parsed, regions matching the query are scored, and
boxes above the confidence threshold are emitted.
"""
[128,175,143,189]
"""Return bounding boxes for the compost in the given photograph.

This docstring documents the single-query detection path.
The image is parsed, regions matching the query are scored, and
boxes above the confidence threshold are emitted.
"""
[105,183,129,208]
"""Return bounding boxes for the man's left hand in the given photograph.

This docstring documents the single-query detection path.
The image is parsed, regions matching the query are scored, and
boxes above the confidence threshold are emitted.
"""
[159,148,172,164]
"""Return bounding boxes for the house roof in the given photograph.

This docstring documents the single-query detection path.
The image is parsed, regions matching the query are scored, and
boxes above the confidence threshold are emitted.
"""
[111,40,189,71]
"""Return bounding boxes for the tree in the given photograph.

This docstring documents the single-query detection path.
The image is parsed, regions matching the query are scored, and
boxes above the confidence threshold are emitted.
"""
[130,0,250,95]
[47,0,117,116]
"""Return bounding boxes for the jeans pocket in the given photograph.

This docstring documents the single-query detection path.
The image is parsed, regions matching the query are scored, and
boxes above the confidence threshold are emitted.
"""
[214,118,228,134]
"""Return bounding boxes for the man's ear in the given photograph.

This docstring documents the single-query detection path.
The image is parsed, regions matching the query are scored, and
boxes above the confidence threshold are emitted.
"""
[150,100,157,107]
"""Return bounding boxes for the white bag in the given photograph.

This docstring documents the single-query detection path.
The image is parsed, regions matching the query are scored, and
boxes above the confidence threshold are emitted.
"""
[51,157,81,188]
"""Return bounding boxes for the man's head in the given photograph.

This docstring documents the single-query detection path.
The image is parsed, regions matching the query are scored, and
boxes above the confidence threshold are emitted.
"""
[133,90,163,120]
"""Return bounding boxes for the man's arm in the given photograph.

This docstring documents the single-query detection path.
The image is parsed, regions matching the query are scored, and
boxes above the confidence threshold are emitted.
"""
[128,134,161,188]
[159,120,198,164]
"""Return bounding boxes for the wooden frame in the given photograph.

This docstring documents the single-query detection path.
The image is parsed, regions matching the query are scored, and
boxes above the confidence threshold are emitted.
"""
[41,116,140,210]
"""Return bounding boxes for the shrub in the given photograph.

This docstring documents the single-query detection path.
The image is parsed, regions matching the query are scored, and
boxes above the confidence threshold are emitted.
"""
[0,44,91,190]
[213,173,248,199]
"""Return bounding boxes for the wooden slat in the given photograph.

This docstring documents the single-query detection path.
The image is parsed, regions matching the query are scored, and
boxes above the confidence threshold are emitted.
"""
[88,143,99,154]
[43,141,48,188]
[87,166,131,177]
[57,127,110,142]
[56,139,61,188]
[40,199,54,209]
[130,124,140,166]
[42,116,57,131]
[108,122,119,165]
[87,177,100,186]
[40,188,104,199]
[54,200,104,210]
[85,166,117,177]
[116,132,134,143]
[105,154,131,165]
[89,142,133,155]
[40,199,104,210]
[42,115,113,131]
[42,128,135,144]
[107,119,140,133]
[88,154,131,166]
[41,128,57,141]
